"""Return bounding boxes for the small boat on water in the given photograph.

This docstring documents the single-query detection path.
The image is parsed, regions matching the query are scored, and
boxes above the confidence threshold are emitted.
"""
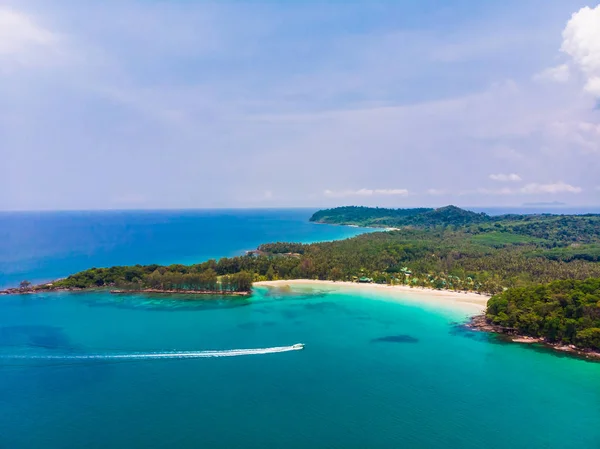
[292,343,305,350]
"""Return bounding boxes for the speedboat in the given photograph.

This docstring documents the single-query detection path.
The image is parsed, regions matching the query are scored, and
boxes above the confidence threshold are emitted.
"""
[292,343,305,350]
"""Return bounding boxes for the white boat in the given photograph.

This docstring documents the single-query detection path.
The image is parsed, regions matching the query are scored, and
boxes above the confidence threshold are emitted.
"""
[292,343,305,350]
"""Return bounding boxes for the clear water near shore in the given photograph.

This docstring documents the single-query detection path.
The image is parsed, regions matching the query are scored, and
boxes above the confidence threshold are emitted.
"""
[1,284,599,449]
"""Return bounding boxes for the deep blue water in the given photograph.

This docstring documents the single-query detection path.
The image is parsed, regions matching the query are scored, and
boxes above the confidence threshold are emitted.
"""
[0,209,366,289]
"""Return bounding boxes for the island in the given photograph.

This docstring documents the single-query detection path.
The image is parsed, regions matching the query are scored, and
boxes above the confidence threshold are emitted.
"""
[3,205,599,355]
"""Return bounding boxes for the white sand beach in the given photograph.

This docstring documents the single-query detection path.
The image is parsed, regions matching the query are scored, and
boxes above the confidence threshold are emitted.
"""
[254,279,490,313]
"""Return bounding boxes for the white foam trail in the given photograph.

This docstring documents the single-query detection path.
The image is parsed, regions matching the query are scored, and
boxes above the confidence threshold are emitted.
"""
[1,344,303,361]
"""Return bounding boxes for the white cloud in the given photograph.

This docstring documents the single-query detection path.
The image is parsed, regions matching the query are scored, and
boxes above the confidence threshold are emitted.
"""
[561,5,600,97]
[533,64,570,83]
[460,181,583,196]
[585,76,600,96]
[0,7,59,67]
[324,188,409,198]
[489,173,521,182]
[520,182,582,194]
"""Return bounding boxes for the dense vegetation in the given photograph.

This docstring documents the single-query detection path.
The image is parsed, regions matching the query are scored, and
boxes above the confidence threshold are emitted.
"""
[486,278,600,350]
[310,206,433,227]
[310,205,488,227]
[311,206,600,243]
[48,265,253,293]
[40,206,600,297]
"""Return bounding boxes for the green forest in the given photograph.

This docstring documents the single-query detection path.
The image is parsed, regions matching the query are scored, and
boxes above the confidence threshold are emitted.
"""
[486,278,600,350]
[310,205,600,242]
[49,266,253,293]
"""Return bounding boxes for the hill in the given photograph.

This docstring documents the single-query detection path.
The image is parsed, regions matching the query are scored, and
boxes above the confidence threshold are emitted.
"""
[309,206,432,227]
[310,205,489,228]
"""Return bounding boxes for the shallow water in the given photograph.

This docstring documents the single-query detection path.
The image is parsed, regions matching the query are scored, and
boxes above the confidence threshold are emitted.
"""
[1,285,598,448]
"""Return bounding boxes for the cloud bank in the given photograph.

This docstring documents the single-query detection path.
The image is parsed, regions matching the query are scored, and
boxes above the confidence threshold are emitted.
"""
[520,182,582,194]
[489,173,522,182]
[561,4,600,97]
[0,1,598,210]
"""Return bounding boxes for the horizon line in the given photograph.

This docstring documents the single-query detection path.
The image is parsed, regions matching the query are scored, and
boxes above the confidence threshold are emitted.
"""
[1,204,600,213]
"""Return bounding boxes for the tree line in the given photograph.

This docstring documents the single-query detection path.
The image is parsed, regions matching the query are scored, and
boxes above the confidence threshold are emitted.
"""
[486,278,600,350]
[311,205,600,244]
[50,265,253,293]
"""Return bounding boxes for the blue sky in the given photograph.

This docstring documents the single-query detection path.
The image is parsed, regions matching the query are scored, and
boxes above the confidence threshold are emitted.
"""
[2,0,599,210]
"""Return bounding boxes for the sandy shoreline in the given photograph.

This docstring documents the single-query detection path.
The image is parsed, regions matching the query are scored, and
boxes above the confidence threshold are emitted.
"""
[254,279,490,313]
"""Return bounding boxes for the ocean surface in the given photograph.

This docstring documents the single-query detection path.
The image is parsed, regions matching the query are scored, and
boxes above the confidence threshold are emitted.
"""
[0,209,367,289]
[1,286,599,449]
[1,208,599,448]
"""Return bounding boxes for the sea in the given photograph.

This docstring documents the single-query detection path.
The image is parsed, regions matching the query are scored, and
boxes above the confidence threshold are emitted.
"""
[0,208,599,448]
[0,209,367,289]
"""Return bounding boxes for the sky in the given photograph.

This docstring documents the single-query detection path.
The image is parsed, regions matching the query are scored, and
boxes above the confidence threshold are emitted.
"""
[1,0,600,210]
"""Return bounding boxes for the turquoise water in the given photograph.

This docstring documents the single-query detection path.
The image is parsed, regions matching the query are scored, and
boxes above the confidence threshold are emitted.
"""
[1,209,599,448]
[1,285,599,448]
[0,209,367,288]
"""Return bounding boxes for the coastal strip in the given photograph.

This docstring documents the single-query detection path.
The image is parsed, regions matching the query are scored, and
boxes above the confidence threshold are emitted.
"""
[467,315,600,360]
[254,279,490,312]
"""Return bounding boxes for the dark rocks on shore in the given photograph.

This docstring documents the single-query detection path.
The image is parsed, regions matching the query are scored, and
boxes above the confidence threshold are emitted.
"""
[467,314,600,361]
[0,287,84,295]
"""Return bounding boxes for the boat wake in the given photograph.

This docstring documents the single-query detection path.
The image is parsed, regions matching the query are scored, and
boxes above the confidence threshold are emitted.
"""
[0,344,304,361]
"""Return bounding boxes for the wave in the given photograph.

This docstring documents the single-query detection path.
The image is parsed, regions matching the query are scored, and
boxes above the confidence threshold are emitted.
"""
[0,344,304,361]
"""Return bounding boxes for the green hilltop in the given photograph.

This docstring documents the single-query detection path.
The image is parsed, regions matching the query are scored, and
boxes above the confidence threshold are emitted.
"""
[310,205,491,227]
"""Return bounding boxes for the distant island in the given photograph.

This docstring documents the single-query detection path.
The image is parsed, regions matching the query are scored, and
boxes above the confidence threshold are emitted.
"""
[309,205,496,227]
[522,201,566,207]
[3,205,600,355]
